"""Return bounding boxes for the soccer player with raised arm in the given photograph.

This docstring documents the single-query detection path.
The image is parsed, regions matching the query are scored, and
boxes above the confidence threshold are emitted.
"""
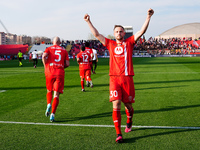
[77,46,93,91]
[42,36,69,122]
[84,8,154,143]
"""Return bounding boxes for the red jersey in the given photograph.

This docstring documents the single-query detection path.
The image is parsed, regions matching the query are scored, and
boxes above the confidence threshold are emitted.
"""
[77,51,91,70]
[72,52,75,57]
[85,47,93,58]
[44,45,69,76]
[104,35,135,76]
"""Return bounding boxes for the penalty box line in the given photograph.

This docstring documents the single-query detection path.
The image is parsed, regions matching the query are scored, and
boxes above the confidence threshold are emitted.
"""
[0,121,200,130]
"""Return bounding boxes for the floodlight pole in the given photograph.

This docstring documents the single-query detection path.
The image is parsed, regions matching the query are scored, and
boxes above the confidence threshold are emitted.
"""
[0,19,10,34]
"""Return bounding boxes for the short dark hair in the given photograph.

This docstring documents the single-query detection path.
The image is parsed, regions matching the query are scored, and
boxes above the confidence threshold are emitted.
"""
[81,46,85,51]
[114,25,125,31]
[85,42,90,47]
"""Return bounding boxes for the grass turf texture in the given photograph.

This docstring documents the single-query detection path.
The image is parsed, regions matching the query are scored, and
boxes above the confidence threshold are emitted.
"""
[0,57,200,150]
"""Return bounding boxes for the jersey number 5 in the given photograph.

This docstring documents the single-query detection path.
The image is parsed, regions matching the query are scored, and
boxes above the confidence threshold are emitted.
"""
[55,50,61,62]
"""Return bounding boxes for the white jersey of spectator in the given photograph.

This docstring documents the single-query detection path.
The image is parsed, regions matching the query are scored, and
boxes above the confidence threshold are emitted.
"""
[32,50,38,59]
[92,49,97,61]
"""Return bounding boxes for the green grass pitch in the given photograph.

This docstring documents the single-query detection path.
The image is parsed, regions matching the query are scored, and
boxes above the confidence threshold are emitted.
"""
[0,57,200,150]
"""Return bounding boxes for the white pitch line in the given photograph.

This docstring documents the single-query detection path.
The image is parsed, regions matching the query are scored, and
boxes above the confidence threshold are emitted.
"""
[0,90,6,93]
[135,72,199,74]
[0,121,200,130]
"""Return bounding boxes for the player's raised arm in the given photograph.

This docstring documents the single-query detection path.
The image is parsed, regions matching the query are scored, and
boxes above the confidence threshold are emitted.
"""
[84,14,105,45]
[134,8,154,42]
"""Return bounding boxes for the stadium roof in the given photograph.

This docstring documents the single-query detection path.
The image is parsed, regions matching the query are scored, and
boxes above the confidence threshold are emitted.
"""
[155,23,200,39]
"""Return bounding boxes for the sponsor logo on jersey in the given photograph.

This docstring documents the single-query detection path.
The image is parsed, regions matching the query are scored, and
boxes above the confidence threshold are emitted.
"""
[128,96,133,101]
[114,46,123,55]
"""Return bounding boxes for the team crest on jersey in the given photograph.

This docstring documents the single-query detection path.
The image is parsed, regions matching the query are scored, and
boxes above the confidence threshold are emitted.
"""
[114,46,123,54]
[128,96,133,101]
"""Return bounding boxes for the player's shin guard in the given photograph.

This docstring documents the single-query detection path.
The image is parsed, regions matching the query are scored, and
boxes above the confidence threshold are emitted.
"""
[46,91,53,104]
[112,108,122,135]
[125,107,134,127]
[52,97,59,114]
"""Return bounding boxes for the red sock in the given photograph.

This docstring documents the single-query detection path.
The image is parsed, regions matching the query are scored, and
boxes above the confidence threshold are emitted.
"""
[112,108,122,135]
[87,77,91,82]
[125,107,134,125]
[52,97,59,114]
[81,80,84,89]
[46,91,52,105]
[86,75,91,82]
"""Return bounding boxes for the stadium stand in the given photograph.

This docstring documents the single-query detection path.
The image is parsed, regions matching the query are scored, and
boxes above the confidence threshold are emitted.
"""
[68,37,200,57]
[29,43,53,54]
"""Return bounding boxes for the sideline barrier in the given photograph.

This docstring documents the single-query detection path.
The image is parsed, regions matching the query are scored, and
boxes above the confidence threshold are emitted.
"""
[97,54,198,58]
[157,54,196,57]
[0,44,28,55]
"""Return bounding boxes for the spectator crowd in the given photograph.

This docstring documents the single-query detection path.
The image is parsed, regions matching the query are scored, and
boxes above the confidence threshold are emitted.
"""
[67,37,200,57]
[1,37,200,61]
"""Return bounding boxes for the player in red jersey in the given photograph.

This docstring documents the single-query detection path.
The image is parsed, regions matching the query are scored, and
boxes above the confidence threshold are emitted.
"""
[77,45,93,91]
[29,52,32,62]
[72,51,76,61]
[84,8,154,143]
[42,36,70,122]
[84,42,94,87]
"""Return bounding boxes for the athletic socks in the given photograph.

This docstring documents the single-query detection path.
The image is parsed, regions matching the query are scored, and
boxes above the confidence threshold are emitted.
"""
[81,80,84,89]
[89,81,93,88]
[87,77,92,82]
[46,91,52,104]
[125,107,134,128]
[112,108,122,135]
[52,97,59,114]
[19,62,22,66]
